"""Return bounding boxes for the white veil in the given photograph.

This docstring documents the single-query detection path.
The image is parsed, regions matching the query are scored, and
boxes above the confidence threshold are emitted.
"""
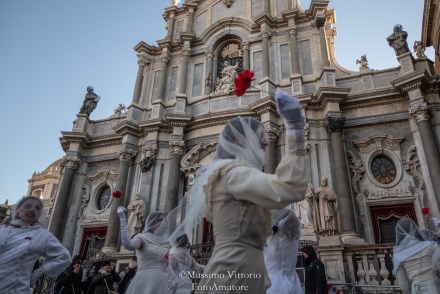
[154,117,267,244]
[393,218,435,270]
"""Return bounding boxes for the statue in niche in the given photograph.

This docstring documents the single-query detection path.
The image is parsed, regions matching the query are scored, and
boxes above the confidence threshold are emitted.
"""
[313,176,339,236]
[214,61,238,96]
[413,41,427,59]
[127,193,147,238]
[386,24,410,56]
[78,184,90,219]
[293,183,314,229]
[356,54,370,70]
[79,86,101,116]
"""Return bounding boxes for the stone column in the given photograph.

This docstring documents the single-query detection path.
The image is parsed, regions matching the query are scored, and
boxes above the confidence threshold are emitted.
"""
[132,60,145,104]
[165,140,185,213]
[242,42,250,71]
[326,117,357,235]
[265,126,279,173]
[156,54,170,102]
[289,27,300,75]
[264,0,271,14]
[49,156,80,240]
[317,15,330,67]
[103,148,137,252]
[409,103,440,205]
[261,31,271,80]
[205,49,214,95]
[178,48,191,95]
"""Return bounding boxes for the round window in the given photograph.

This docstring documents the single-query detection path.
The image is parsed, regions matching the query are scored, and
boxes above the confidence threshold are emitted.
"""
[371,155,396,184]
[97,186,111,210]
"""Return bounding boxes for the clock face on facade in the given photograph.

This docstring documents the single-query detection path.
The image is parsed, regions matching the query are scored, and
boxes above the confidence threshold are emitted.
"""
[97,186,111,210]
[371,155,396,184]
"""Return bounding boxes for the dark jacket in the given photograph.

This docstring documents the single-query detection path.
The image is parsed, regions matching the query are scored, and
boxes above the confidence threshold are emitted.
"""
[54,267,83,294]
[302,245,328,294]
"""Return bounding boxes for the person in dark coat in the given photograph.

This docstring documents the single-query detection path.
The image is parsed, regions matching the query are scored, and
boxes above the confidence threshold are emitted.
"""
[54,255,84,294]
[301,245,328,294]
[117,256,138,294]
[86,260,120,294]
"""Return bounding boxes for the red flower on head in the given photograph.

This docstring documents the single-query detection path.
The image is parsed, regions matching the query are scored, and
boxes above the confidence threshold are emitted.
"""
[112,191,122,198]
[234,70,255,96]
[25,236,32,240]
[422,207,430,216]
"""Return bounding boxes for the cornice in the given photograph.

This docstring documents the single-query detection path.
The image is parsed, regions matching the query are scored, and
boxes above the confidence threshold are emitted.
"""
[307,87,350,110]
[164,113,192,127]
[248,96,277,114]
[133,41,159,55]
[253,13,276,29]
[187,110,258,131]
[341,89,407,111]
[390,69,431,93]
[139,119,173,134]
[112,120,140,137]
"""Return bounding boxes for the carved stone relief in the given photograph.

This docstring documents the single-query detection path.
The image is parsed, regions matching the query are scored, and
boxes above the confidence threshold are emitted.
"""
[403,145,425,189]
[141,144,158,173]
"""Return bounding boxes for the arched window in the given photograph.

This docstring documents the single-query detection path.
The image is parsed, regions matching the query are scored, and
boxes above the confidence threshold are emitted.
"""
[371,155,396,184]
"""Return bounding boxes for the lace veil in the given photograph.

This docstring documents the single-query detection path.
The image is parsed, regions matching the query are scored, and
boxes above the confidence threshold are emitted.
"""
[154,117,267,244]
[393,218,436,270]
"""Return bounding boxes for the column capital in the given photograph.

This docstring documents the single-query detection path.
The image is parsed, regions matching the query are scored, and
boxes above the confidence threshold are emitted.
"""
[315,14,326,29]
[137,60,146,67]
[409,102,430,122]
[119,148,137,161]
[205,49,214,58]
[61,156,80,171]
[169,140,185,155]
[265,125,280,142]
[261,31,271,39]
[161,55,170,64]
[242,42,250,51]
[288,27,297,36]
[326,117,345,133]
[182,48,191,57]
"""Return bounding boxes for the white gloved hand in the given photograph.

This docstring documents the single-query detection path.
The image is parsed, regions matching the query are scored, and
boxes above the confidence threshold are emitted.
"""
[117,206,127,219]
[275,88,305,135]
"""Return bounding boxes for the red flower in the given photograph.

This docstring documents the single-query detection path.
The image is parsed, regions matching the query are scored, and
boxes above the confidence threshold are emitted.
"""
[234,70,255,96]
[112,191,122,198]
[422,207,430,216]
[25,236,32,240]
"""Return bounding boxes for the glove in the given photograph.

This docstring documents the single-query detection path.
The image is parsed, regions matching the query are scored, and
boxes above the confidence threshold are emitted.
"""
[275,88,305,135]
[117,206,127,219]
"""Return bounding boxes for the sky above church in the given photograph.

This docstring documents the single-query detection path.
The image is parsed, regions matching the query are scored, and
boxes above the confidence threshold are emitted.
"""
[0,0,433,205]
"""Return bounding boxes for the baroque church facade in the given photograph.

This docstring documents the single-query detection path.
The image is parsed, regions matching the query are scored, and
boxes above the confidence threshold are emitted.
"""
[28,0,440,286]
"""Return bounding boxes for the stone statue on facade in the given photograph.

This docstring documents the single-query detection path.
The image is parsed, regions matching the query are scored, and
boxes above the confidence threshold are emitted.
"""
[213,61,238,96]
[413,41,427,59]
[113,103,126,115]
[1,202,12,225]
[127,193,147,237]
[313,176,339,236]
[386,24,410,56]
[78,184,90,219]
[79,86,101,116]
[356,54,370,70]
[293,183,314,229]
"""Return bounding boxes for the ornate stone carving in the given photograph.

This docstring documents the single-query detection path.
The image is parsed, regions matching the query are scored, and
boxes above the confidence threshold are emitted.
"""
[353,135,404,154]
[137,60,146,67]
[304,123,311,151]
[79,86,100,116]
[356,190,368,224]
[206,49,214,58]
[119,148,137,161]
[265,125,280,142]
[182,48,191,57]
[413,41,426,59]
[223,0,234,7]
[241,42,249,51]
[326,261,341,281]
[113,103,126,115]
[213,61,238,96]
[78,184,90,219]
[89,170,118,185]
[60,156,80,171]
[219,43,242,59]
[403,145,425,189]
[386,24,410,56]
[127,193,146,237]
[288,28,297,36]
[261,32,271,39]
[409,102,430,122]
[181,141,218,174]
[356,54,370,71]
[161,55,170,64]
[169,140,185,155]
[326,117,345,133]
[347,151,366,194]
[141,144,158,173]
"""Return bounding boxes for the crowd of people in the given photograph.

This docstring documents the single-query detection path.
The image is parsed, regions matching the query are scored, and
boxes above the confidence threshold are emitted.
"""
[2,90,440,294]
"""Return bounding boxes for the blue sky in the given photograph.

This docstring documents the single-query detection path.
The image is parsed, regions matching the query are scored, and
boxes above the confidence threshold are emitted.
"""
[0,0,433,205]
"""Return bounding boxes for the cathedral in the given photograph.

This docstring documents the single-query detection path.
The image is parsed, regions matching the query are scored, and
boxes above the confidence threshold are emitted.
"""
[27,0,440,289]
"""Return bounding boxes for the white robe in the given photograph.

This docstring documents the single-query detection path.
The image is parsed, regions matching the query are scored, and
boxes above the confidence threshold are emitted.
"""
[0,222,71,294]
